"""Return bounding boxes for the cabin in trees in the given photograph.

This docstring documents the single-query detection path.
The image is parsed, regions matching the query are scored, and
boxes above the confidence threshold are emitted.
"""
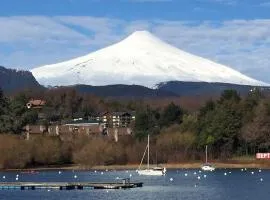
[26,99,46,109]
[24,120,104,139]
[89,111,135,128]
[63,120,105,136]
[24,122,132,142]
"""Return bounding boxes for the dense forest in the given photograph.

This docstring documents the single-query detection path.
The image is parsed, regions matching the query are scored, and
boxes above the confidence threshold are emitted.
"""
[0,87,270,169]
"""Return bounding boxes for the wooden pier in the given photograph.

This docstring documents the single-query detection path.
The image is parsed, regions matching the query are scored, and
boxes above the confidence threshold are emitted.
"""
[0,179,143,190]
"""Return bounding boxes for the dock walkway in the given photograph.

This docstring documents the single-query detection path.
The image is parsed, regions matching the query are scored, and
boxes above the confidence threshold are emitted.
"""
[0,179,143,190]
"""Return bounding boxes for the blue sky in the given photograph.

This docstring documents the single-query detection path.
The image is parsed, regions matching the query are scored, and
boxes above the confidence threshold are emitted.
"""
[1,0,270,83]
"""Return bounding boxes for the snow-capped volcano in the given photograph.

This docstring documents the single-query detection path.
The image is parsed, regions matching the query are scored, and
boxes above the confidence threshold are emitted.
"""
[31,31,268,87]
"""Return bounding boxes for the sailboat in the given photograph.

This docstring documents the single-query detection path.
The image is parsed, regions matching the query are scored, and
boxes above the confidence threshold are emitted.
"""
[201,145,215,171]
[137,134,166,176]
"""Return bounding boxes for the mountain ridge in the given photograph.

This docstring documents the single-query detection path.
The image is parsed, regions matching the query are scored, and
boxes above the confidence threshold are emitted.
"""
[0,66,42,93]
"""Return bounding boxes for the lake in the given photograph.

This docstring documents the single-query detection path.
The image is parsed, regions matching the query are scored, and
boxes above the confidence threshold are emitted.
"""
[0,169,269,200]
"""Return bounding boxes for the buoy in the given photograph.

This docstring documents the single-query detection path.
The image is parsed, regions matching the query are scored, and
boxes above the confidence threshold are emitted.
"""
[16,177,19,181]
[58,171,62,174]
[241,169,244,171]
[94,170,97,173]
[251,171,254,175]
[116,177,119,180]
[2,176,5,179]
[129,174,132,177]
[229,172,232,174]
[184,173,188,177]
[106,169,108,172]
[48,189,51,192]
[193,172,197,175]
[126,170,129,173]
[195,184,197,188]
[16,174,19,177]
[74,175,77,179]
[101,172,104,175]
[170,177,173,182]
[199,170,202,173]
[203,174,207,178]
[197,176,201,180]
[259,169,262,173]
[260,178,263,182]
[224,172,227,176]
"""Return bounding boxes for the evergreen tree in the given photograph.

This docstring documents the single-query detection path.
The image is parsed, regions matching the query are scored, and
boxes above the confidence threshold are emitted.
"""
[160,102,183,127]
[0,89,12,133]
[197,90,243,158]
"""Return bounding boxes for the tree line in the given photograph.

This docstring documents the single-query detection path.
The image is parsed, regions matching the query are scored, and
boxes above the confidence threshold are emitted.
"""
[1,87,270,169]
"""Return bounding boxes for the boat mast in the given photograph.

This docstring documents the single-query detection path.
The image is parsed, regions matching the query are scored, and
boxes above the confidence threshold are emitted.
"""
[148,134,150,170]
[205,145,208,163]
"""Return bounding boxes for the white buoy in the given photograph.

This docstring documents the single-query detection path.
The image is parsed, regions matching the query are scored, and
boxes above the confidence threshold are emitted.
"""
[251,171,254,175]
[126,170,129,173]
[260,178,263,182]
[241,169,244,171]
[195,184,197,188]
[94,170,97,173]
[16,177,19,181]
[106,169,108,172]
[184,173,188,177]
[224,172,227,176]
[229,172,232,174]
[58,171,62,174]
[2,176,5,179]
[245,168,247,171]
[170,177,173,182]
[74,175,77,179]
[259,169,262,173]
[16,174,19,177]
[197,176,201,180]
[199,170,202,173]
[116,177,119,180]
[129,174,132,177]
[194,172,197,175]
[203,174,207,178]
[101,172,104,175]
[106,190,109,193]
[48,189,51,192]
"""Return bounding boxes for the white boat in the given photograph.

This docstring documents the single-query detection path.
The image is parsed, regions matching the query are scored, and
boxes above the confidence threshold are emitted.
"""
[137,135,166,176]
[201,145,215,171]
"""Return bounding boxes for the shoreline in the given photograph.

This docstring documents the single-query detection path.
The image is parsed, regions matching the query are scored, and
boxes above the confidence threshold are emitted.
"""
[3,161,270,171]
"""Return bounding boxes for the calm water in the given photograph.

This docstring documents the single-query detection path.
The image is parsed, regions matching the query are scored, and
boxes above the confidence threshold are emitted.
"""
[0,169,269,200]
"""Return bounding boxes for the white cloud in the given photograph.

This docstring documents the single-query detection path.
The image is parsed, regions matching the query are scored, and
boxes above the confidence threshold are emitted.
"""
[0,16,270,83]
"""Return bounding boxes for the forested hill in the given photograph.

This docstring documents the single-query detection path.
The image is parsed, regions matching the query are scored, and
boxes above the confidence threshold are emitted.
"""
[0,66,41,93]
[157,81,270,96]
[70,84,178,98]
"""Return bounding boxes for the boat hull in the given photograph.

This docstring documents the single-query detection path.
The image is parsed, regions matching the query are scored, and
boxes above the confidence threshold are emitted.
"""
[137,169,165,176]
[201,165,215,171]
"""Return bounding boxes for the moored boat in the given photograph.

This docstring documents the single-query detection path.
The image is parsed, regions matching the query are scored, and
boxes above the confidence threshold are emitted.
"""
[137,135,166,176]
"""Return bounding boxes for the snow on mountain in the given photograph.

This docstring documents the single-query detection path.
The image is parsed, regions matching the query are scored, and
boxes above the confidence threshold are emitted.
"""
[31,30,269,88]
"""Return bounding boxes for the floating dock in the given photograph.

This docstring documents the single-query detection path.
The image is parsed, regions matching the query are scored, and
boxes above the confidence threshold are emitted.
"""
[0,179,143,190]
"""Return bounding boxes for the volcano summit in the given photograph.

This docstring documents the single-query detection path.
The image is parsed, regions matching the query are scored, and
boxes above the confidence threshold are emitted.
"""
[31,31,268,87]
